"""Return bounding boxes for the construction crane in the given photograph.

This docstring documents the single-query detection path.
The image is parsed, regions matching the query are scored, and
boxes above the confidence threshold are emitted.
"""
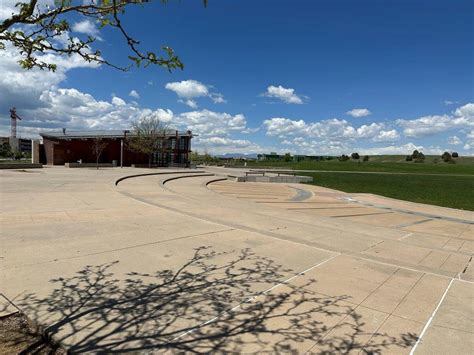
[9,107,22,138]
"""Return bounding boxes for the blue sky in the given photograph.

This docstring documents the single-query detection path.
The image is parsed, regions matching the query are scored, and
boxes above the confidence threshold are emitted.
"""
[1,0,473,155]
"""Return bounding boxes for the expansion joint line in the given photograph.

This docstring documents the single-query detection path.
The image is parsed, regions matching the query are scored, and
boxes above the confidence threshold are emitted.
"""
[170,253,340,342]
[409,278,455,354]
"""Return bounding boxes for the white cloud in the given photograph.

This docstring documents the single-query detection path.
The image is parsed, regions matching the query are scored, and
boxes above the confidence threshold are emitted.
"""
[374,129,400,142]
[193,137,262,155]
[262,85,305,104]
[165,79,226,107]
[443,100,458,106]
[180,99,198,109]
[447,135,462,145]
[396,103,474,137]
[129,90,140,99]
[263,117,398,142]
[0,42,99,122]
[72,19,101,38]
[111,96,126,106]
[346,108,371,118]
[209,93,227,104]
[165,80,208,98]
[172,110,248,137]
[463,130,474,152]
[454,103,474,119]
[358,143,442,156]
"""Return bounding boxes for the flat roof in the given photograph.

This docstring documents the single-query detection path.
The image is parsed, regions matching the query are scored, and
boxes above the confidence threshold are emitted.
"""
[40,129,193,139]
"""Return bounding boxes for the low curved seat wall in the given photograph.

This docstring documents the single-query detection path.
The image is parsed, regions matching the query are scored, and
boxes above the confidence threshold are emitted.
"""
[161,174,215,186]
[115,171,206,186]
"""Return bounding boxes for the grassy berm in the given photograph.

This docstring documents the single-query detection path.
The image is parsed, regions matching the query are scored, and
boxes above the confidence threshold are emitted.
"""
[301,172,474,211]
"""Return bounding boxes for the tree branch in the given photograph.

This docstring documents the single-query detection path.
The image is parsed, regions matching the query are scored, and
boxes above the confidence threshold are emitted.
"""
[0,0,206,71]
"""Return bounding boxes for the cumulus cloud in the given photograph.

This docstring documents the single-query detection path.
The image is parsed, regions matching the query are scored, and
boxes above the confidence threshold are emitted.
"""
[463,130,474,151]
[172,110,248,137]
[0,42,99,129]
[396,103,474,137]
[182,99,198,109]
[261,116,409,155]
[165,80,208,98]
[374,129,400,142]
[346,108,371,118]
[262,85,305,104]
[194,137,262,154]
[447,135,462,145]
[358,143,443,156]
[72,19,101,39]
[263,117,399,143]
[129,90,140,99]
[165,79,226,108]
[209,93,227,104]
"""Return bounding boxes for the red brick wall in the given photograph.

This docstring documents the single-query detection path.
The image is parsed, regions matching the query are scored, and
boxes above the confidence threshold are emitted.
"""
[42,136,191,166]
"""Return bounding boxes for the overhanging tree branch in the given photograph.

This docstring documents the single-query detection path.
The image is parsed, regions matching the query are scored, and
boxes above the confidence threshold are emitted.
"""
[0,0,208,71]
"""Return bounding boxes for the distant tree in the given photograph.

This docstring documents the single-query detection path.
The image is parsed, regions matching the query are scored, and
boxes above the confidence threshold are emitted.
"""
[351,152,360,160]
[284,153,292,162]
[0,141,12,158]
[91,136,108,170]
[405,155,413,162]
[441,151,452,163]
[411,150,420,159]
[190,150,200,163]
[414,151,425,163]
[452,152,459,158]
[127,116,167,168]
[13,151,23,160]
[203,150,213,165]
[363,155,369,162]
[338,154,350,162]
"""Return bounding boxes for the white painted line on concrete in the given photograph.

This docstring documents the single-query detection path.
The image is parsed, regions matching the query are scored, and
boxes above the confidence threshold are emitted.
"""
[399,232,413,240]
[171,253,340,342]
[409,278,455,355]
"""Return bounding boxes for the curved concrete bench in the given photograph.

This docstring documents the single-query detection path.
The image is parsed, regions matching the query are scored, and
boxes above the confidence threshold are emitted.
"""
[161,173,215,186]
[115,171,205,186]
[205,177,229,186]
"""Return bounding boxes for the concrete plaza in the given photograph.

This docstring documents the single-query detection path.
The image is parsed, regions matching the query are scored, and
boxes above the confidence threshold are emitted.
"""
[1,167,473,353]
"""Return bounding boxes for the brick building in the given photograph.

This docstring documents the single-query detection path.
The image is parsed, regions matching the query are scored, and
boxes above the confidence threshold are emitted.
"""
[40,129,193,167]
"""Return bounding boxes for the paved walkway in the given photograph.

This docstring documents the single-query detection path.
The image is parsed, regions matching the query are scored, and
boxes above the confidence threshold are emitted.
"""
[1,167,472,353]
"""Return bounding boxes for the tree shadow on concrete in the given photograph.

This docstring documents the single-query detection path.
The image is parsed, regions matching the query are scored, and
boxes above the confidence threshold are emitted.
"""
[5,247,418,353]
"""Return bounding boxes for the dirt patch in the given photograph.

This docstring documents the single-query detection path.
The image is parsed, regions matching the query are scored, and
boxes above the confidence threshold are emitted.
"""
[0,313,64,354]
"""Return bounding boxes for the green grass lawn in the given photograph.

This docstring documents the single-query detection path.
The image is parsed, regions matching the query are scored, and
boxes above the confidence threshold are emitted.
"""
[238,157,474,175]
[301,172,474,211]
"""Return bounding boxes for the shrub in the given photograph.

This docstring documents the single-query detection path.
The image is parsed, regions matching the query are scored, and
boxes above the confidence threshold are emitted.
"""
[452,152,459,158]
[351,152,360,160]
[441,151,452,163]
[405,155,413,161]
[0,141,12,158]
[363,155,369,162]
[414,153,425,163]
